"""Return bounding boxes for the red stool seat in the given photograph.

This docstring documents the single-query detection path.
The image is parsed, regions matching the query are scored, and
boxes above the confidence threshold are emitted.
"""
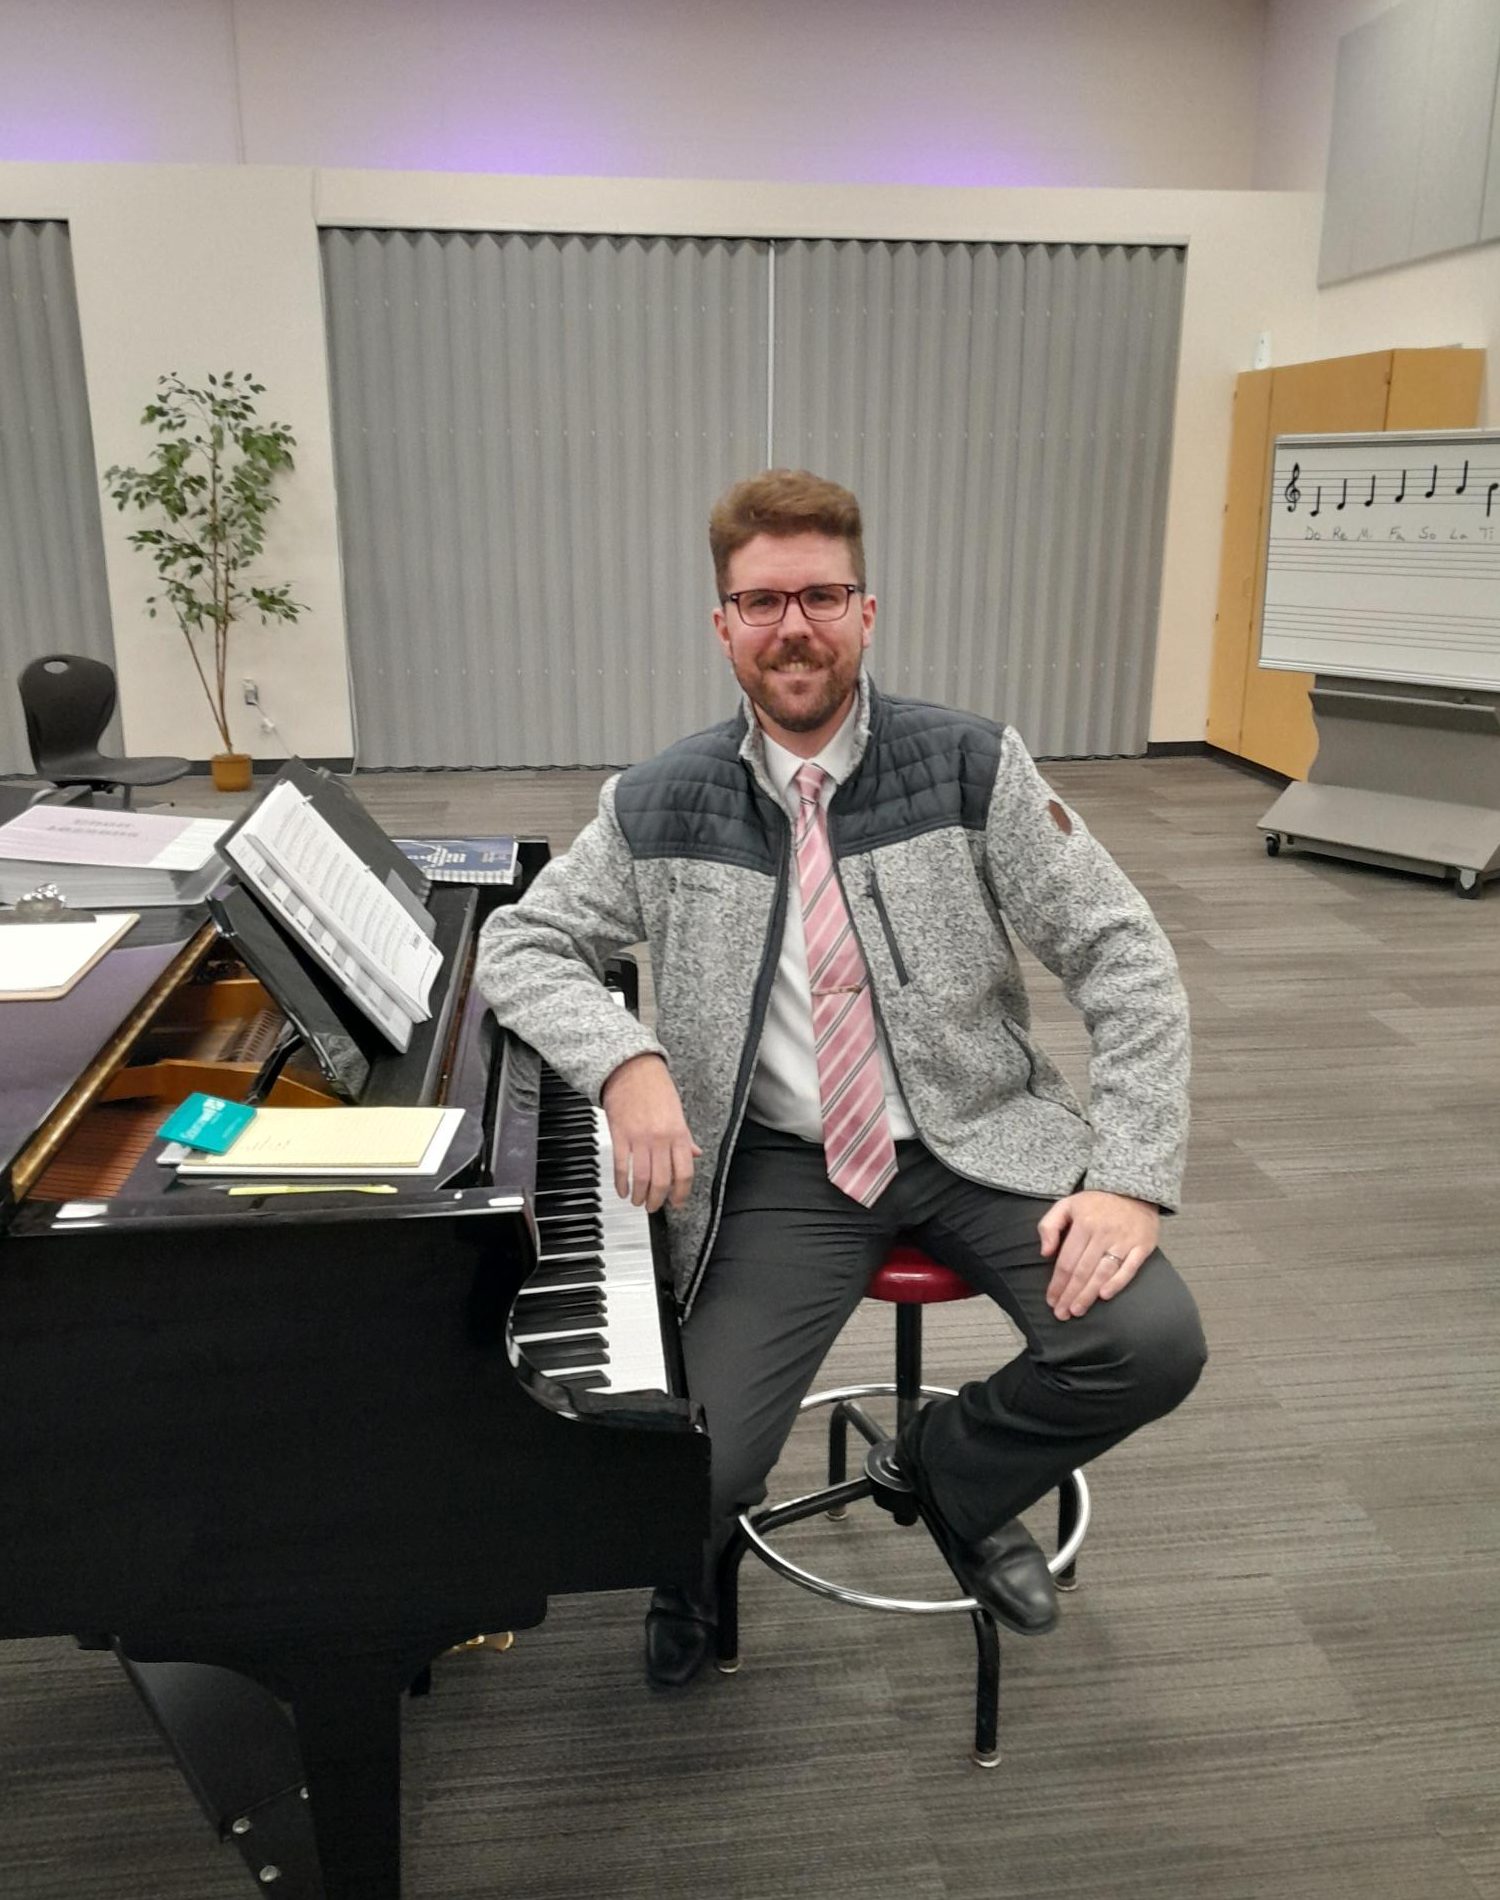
[867,1244,977,1305]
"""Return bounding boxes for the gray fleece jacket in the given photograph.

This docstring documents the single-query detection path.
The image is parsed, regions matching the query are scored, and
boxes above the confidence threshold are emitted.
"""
[475,675,1189,1316]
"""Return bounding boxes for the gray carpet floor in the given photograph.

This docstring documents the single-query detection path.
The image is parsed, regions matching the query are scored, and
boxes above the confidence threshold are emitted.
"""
[2,752,1497,1898]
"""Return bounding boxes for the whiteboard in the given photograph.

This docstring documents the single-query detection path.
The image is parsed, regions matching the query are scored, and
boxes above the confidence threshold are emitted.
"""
[1259,429,1500,691]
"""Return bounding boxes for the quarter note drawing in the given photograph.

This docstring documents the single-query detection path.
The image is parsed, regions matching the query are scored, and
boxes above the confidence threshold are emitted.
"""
[1310,485,1322,518]
[1488,481,1498,520]
[1365,474,1376,506]
[1457,459,1469,495]
[1284,462,1302,513]
[1393,469,1407,503]
[1337,477,1348,510]
[1425,464,1437,498]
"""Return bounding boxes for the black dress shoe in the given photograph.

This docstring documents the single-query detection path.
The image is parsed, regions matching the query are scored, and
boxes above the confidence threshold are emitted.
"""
[889,1411,1058,1637]
[644,1586,716,1689]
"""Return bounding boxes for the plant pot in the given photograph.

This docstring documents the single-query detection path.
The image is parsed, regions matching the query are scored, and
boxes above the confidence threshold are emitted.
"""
[210,751,254,793]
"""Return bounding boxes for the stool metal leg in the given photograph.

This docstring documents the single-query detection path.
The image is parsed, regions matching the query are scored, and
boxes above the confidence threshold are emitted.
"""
[894,1305,925,1433]
[970,1609,1002,1768]
[827,1402,850,1514]
[1056,1476,1082,1593]
[828,1400,889,1516]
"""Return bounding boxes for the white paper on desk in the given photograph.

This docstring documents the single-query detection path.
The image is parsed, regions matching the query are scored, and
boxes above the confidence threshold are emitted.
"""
[225,783,441,1047]
[0,805,226,871]
[0,912,138,999]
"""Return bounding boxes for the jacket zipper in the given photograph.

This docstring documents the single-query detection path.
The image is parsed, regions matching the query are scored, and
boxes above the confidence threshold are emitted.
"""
[865,864,910,986]
[682,812,791,1319]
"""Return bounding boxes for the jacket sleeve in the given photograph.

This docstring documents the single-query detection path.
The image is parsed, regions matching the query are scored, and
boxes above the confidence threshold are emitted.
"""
[473,775,666,1103]
[982,727,1190,1210]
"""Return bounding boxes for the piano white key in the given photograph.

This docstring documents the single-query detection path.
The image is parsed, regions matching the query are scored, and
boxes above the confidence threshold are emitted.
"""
[521,1105,670,1395]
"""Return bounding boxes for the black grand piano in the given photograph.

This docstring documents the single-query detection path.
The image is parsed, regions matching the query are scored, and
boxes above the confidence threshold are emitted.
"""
[0,765,711,1897]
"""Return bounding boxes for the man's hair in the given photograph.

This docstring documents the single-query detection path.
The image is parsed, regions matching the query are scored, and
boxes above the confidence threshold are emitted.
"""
[709,469,866,597]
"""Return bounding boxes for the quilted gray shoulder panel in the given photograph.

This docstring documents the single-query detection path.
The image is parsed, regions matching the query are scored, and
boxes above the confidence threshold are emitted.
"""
[612,714,784,874]
[610,688,1005,869]
[832,691,1004,853]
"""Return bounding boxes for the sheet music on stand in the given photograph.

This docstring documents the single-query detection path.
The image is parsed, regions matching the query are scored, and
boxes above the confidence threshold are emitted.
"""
[223,780,443,1052]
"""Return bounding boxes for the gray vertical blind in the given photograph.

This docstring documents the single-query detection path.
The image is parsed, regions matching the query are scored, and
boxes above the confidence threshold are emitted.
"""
[772,240,1185,758]
[0,221,117,776]
[322,231,1183,767]
[322,229,769,768]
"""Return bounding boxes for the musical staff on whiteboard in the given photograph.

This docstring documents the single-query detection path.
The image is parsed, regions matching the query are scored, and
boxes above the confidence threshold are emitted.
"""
[1263,432,1500,692]
[1281,456,1500,518]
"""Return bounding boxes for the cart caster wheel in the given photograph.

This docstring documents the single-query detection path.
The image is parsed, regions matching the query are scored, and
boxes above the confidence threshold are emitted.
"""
[1264,833,1281,857]
[1456,869,1481,898]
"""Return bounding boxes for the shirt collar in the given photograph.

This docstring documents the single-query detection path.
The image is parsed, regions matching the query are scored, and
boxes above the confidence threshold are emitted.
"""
[760,695,861,805]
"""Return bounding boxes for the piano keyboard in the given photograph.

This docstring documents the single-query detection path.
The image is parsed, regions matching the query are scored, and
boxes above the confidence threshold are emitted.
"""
[510,1068,671,1397]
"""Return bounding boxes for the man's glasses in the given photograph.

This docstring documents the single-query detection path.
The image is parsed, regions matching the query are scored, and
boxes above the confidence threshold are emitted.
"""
[723,584,863,627]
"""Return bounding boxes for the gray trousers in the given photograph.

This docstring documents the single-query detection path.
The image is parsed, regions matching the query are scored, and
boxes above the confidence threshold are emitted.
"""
[681,1121,1206,1566]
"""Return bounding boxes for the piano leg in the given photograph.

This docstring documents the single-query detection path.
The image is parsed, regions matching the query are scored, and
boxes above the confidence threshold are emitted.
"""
[114,1649,325,1895]
[291,1667,403,1900]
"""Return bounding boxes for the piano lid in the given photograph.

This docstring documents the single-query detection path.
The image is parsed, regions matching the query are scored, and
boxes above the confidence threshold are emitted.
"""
[0,906,209,1215]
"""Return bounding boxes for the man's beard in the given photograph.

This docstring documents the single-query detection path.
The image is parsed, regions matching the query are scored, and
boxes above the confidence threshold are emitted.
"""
[737,637,858,733]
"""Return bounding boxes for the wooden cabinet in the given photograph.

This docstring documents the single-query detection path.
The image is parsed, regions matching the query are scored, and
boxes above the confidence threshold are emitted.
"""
[1206,346,1485,778]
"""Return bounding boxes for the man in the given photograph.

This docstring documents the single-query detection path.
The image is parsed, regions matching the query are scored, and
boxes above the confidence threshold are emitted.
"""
[476,469,1206,1688]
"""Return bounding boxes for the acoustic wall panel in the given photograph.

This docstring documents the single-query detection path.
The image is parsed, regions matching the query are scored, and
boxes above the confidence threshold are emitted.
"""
[772,241,1186,759]
[321,229,768,768]
[1322,0,1500,284]
[0,220,117,776]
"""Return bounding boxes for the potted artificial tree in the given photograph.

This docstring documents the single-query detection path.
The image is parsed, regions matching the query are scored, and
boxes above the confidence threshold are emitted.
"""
[105,371,304,792]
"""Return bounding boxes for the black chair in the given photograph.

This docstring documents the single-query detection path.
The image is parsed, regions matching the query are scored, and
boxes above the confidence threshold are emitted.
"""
[19,654,190,808]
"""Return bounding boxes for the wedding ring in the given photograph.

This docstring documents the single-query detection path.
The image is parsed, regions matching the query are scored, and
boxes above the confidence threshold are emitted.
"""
[1101,1250,1125,1265]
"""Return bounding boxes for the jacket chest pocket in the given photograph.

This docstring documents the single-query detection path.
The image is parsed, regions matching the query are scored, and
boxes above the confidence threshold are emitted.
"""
[863,864,911,986]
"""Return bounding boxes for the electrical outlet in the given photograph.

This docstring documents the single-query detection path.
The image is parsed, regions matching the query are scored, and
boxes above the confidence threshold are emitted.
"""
[242,678,260,707]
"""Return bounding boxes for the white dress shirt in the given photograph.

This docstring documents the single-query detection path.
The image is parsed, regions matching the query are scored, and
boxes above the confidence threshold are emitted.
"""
[747,706,917,1143]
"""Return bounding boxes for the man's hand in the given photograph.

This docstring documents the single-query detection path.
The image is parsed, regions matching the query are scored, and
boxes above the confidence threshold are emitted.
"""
[600,1054,701,1214]
[1038,1190,1160,1320]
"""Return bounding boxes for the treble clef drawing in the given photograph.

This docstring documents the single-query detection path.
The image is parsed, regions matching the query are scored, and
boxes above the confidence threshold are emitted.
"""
[1284,462,1302,513]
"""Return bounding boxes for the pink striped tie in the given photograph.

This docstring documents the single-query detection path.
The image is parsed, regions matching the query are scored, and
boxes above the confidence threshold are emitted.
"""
[793,763,897,1207]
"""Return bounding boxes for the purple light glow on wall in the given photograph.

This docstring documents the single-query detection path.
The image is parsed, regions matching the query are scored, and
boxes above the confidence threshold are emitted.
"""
[0,117,147,164]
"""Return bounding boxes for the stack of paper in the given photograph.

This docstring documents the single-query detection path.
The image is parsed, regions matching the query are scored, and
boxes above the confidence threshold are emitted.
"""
[0,807,228,908]
[0,913,139,1001]
[222,782,442,1053]
[168,1105,464,1177]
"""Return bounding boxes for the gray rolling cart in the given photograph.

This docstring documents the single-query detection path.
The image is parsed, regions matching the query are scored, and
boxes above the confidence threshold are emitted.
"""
[1256,428,1500,897]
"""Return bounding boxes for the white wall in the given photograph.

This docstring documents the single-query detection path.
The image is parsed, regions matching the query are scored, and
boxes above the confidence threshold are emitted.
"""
[1,162,353,761]
[0,0,1270,188]
[1256,0,1498,423]
[0,159,1323,755]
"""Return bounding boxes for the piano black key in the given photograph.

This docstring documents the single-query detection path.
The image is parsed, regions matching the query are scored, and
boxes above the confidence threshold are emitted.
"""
[521,1259,607,1288]
[526,1334,610,1368]
[513,1294,607,1327]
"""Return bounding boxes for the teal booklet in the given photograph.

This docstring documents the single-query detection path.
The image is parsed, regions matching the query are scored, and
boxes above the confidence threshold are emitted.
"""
[157,1093,257,1154]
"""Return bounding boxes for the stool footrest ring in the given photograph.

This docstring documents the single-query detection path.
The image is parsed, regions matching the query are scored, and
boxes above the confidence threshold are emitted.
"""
[737,1468,1090,1615]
